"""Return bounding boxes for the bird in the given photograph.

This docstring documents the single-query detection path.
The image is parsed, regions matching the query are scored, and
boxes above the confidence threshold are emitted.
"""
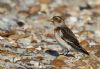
[50,16,89,55]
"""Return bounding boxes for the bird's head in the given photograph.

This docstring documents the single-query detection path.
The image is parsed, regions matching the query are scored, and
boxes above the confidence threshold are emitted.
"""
[50,16,65,27]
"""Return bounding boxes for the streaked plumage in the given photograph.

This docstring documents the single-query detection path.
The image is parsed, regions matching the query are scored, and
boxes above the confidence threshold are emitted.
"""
[50,16,89,55]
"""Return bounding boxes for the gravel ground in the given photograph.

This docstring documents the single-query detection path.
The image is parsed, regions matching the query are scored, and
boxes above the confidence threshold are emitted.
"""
[0,0,100,69]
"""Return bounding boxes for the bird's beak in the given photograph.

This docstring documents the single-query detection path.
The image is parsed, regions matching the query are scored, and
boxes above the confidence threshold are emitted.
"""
[48,18,54,23]
[47,18,54,25]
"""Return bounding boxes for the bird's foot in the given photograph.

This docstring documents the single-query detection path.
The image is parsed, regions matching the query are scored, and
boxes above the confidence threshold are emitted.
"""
[60,53,74,57]
[64,54,75,57]
[60,49,74,57]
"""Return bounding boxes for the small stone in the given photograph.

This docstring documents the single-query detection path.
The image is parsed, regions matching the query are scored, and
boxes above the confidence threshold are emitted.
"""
[0,66,4,69]
[0,49,8,55]
[26,46,35,52]
[17,37,32,48]
[95,50,100,57]
[17,21,24,27]
[51,59,66,67]
[95,38,100,43]
[36,56,44,60]
[21,58,31,63]
[67,16,78,25]
[87,31,94,38]
[9,40,18,48]
[0,31,15,37]
[16,48,26,54]
[0,17,17,31]
[45,49,59,56]
[95,2,100,8]
[95,45,100,51]
[78,31,86,36]
[0,7,7,14]
[35,46,42,51]
[92,12,100,17]
[0,3,11,14]
[0,36,4,39]
[45,33,54,38]
[95,30,100,37]
[42,53,56,64]
[40,4,49,14]
[79,3,92,10]
[30,61,39,68]
[4,44,11,48]
[28,5,40,14]
[80,40,95,52]
[80,40,89,47]
[74,60,86,66]
[9,34,26,41]
[89,65,93,69]
[54,5,67,14]
[18,11,30,17]
[57,55,68,61]
[39,0,52,4]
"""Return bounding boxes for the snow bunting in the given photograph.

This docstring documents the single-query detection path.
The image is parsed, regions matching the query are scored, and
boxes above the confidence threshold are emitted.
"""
[50,16,89,55]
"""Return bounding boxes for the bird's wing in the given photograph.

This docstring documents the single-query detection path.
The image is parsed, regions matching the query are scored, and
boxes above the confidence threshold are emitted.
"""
[60,26,79,45]
[59,27,89,55]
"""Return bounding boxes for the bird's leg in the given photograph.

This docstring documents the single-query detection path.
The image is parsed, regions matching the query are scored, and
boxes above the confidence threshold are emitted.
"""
[63,49,69,55]
[60,48,69,55]
[62,49,74,57]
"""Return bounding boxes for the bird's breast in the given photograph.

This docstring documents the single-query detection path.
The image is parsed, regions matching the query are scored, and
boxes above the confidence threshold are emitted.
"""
[54,31,72,50]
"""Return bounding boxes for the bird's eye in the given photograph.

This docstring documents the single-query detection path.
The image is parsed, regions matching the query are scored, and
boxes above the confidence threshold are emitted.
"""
[53,16,60,20]
[53,16,62,23]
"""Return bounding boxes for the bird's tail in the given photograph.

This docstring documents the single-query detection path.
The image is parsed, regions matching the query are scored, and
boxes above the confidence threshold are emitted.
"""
[78,46,89,55]
[67,42,89,55]
[79,47,89,55]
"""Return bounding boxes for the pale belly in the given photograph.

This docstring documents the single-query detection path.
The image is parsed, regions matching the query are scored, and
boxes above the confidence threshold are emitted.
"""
[54,32,73,50]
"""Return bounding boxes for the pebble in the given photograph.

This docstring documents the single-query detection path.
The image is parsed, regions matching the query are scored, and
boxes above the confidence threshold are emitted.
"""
[17,37,32,48]
[51,59,66,67]
[0,3,11,14]
[17,21,25,27]
[95,30,100,37]
[79,3,92,10]
[95,50,100,57]
[39,0,52,4]
[18,10,30,18]
[0,17,17,31]
[28,5,40,14]
[30,61,40,68]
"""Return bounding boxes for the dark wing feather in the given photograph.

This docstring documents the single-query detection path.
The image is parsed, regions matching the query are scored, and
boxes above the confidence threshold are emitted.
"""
[60,26,79,46]
[60,26,89,55]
